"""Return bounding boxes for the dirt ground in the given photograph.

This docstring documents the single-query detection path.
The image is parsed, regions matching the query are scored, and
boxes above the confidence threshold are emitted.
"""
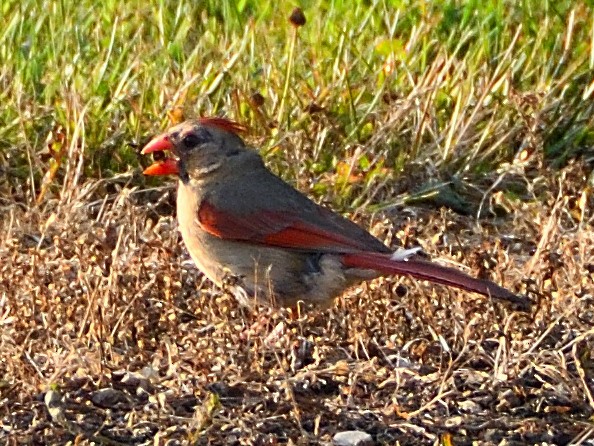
[1,160,593,445]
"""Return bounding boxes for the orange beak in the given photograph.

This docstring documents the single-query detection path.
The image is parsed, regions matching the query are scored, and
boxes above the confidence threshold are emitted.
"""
[143,158,179,176]
[141,134,174,155]
[141,134,180,176]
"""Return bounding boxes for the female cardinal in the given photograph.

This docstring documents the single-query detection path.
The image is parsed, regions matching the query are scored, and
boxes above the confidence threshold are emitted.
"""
[141,118,528,310]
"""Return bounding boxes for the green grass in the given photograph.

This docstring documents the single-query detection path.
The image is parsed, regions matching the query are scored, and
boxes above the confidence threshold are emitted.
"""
[1,0,592,207]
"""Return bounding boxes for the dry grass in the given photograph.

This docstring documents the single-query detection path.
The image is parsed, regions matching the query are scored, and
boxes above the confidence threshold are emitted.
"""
[1,154,593,444]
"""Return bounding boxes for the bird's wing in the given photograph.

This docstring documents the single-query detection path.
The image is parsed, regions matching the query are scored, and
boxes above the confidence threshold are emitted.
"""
[195,169,390,254]
[197,199,386,253]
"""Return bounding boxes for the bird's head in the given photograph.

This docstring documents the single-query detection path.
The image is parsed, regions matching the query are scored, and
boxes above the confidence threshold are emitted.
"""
[141,118,249,182]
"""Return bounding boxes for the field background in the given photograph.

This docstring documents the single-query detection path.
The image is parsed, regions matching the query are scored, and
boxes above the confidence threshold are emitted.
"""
[1,0,594,444]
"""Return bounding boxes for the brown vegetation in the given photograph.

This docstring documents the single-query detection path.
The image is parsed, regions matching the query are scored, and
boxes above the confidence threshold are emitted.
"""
[2,157,593,444]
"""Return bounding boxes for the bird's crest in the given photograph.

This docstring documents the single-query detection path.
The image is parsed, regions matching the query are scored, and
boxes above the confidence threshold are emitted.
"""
[199,117,247,135]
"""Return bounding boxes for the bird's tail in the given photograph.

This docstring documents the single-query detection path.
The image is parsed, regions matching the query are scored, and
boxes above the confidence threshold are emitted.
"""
[341,252,529,309]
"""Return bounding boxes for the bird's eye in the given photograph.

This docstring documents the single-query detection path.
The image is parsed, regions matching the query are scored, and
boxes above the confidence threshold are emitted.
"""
[182,128,211,149]
[183,134,201,148]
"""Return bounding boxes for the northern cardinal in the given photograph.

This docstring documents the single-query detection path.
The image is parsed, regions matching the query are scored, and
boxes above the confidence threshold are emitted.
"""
[141,118,528,310]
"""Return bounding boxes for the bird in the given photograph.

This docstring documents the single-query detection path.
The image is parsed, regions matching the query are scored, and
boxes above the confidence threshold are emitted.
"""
[141,117,529,310]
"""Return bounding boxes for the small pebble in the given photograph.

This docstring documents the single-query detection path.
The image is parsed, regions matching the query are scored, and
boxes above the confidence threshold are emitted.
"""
[333,430,374,446]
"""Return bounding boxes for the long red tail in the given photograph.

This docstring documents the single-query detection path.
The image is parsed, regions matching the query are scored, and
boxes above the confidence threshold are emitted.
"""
[341,252,529,309]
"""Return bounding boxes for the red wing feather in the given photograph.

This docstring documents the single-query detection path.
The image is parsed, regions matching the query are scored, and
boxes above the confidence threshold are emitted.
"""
[262,221,368,251]
[198,200,370,253]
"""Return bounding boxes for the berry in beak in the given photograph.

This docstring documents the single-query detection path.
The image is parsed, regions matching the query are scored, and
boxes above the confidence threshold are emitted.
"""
[141,133,180,176]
